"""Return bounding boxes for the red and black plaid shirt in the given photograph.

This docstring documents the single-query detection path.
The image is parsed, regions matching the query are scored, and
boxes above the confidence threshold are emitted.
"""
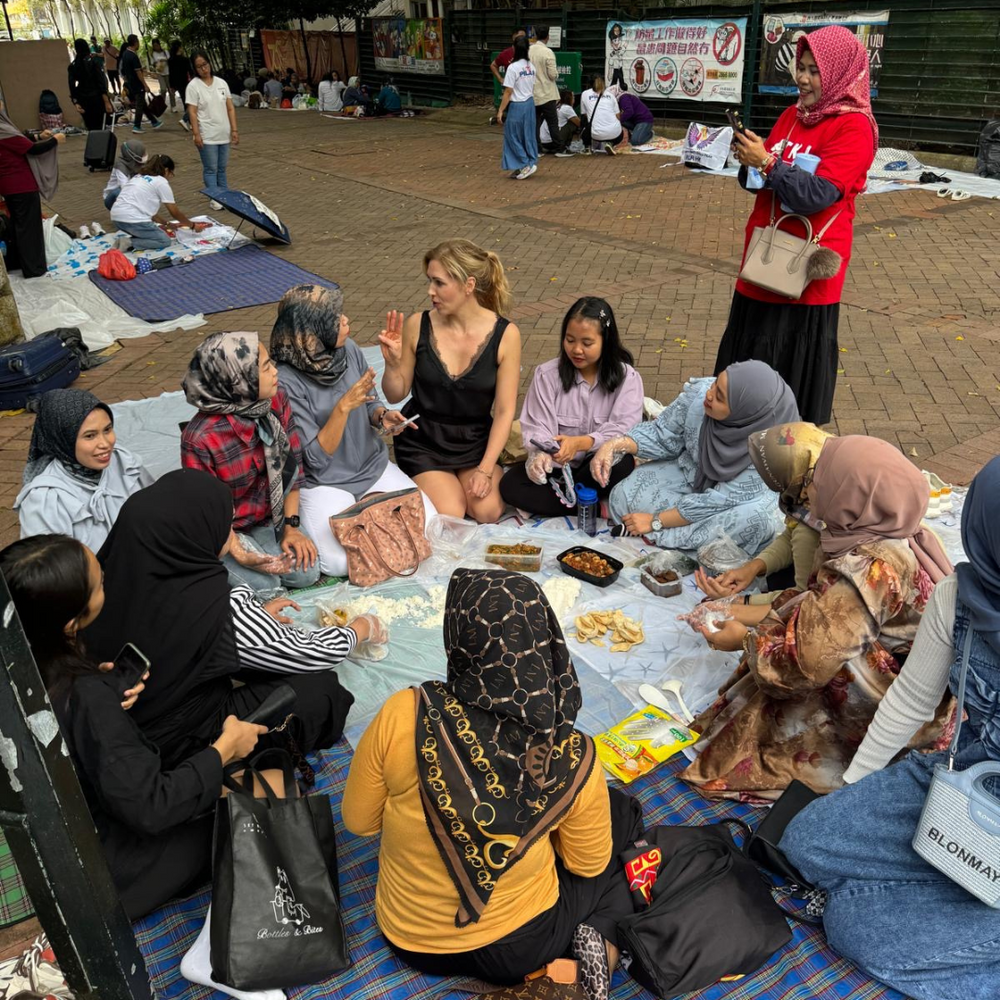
[181,390,305,530]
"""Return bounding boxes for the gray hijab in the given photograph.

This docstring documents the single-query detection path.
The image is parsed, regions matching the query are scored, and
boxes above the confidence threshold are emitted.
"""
[0,106,58,201]
[24,389,112,486]
[695,361,800,492]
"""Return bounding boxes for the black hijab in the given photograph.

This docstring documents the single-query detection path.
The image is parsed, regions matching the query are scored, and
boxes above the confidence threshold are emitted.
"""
[83,469,240,731]
[24,389,112,486]
[416,569,596,927]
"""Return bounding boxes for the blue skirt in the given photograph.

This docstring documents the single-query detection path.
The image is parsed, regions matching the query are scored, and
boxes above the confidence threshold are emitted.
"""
[501,99,538,171]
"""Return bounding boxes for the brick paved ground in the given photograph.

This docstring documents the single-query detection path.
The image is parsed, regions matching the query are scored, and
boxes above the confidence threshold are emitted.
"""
[2,106,998,546]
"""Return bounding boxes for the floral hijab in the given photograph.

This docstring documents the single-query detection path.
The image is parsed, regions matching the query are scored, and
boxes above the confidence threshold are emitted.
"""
[269,284,349,386]
[748,421,834,526]
[182,331,291,529]
[416,569,595,927]
[796,25,879,147]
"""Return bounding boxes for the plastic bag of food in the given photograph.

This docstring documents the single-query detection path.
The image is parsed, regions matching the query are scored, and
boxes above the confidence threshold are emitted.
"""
[678,596,736,634]
[595,705,700,783]
[697,533,751,578]
[643,549,699,577]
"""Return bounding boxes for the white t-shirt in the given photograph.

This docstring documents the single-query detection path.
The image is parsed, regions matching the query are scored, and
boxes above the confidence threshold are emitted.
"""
[103,166,130,197]
[541,103,578,144]
[502,59,536,103]
[317,79,346,112]
[151,49,168,74]
[185,76,233,144]
[110,174,175,224]
[580,89,621,141]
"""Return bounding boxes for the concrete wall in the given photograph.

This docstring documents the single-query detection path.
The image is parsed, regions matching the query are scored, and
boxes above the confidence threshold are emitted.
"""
[0,39,82,131]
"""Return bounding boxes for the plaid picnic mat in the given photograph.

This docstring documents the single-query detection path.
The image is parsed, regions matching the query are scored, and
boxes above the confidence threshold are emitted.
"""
[0,832,32,927]
[132,742,906,1000]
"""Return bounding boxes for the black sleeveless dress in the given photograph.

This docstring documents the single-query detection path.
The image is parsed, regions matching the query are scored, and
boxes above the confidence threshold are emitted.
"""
[393,310,510,477]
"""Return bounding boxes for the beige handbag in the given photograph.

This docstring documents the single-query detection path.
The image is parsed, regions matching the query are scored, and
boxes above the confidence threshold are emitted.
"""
[739,191,843,300]
[329,488,431,587]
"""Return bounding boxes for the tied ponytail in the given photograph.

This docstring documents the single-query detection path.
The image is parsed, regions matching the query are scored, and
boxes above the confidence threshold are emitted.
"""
[423,240,511,316]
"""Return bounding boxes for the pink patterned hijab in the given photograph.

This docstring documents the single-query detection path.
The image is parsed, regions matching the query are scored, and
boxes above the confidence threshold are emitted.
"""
[796,26,878,148]
[811,436,952,583]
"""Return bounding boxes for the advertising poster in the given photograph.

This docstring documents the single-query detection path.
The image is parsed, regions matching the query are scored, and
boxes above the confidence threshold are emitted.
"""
[372,16,445,75]
[605,18,747,103]
[759,11,889,95]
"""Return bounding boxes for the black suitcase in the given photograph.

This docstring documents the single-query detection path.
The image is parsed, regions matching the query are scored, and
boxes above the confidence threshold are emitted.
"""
[85,114,117,171]
[0,333,80,410]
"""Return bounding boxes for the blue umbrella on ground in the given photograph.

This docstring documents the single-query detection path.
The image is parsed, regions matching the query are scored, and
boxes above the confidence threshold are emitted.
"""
[201,189,291,245]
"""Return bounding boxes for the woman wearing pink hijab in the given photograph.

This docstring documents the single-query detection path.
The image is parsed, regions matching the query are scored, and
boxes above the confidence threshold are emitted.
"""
[716,26,878,426]
[683,436,954,801]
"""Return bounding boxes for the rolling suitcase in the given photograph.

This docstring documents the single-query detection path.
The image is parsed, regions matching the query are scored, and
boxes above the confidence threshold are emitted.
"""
[85,113,117,172]
[0,333,80,410]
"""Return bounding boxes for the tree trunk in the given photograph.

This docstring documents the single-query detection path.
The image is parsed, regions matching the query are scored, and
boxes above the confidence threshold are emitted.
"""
[298,16,312,84]
[335,14,349,79]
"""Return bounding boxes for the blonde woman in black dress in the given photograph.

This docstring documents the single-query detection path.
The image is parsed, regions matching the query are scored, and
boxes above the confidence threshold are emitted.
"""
[379,240,521,523]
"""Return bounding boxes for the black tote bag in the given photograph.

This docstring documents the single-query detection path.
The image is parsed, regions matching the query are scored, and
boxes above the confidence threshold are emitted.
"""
[210,750,350,990]
[617,821,791,996]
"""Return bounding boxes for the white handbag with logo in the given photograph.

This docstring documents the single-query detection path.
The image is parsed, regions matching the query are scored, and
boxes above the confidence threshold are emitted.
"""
[913,626,1000,907]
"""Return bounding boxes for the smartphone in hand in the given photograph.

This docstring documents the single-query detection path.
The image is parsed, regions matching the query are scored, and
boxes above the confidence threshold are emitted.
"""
[725,108,747,136]
[113,643,150,698]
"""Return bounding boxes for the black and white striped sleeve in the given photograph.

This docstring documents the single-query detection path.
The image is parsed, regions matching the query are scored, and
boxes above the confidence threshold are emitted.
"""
[229,586,357,674]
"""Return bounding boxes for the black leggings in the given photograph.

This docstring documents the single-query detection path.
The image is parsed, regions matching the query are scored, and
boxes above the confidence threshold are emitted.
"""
[389,788,644,985]
[500,455,635,518]
[4,191,46,278]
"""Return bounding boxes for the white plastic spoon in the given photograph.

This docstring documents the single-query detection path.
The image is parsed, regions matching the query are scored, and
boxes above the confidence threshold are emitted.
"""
[637,682,693,725]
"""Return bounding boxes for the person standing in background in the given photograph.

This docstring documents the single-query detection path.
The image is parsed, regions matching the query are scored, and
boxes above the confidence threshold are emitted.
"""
[716,26,877,425]
[530,26,571,156]
[119,34,163,135]
[490,27,525,86]
[150,39,174,112]
[185,51,237,211]
[168,41,193,131]
[103,39,120,96]
[68,38,113,132]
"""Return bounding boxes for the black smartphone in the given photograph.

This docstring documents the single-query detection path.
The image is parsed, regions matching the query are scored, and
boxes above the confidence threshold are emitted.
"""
[530,437,560,455]
[726,108,747,136]
[114,643,150,698]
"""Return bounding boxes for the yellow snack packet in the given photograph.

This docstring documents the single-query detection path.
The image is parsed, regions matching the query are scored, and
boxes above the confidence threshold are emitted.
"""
[594,705,700,784]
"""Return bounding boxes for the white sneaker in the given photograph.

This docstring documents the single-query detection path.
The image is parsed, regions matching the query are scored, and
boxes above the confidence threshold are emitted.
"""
[180,118,191,131]
[90,221,105,236]
[515,163,537,180]
[209,199,224,211]
[604,142,617,156]
[78,224,91,239]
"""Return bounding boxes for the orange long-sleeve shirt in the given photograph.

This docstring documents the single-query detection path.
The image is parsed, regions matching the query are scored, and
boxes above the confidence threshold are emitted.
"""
[343,688,613,952]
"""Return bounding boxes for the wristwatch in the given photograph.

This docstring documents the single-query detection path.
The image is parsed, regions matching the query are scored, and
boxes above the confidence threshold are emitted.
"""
[651,516,663,532]
[284,516,301,528]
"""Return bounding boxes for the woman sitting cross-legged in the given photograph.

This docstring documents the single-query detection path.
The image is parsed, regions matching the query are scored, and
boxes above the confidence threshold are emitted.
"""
[270,284,437,577]
[15,388,152,551]
[343,569,644,1000]
[696,421,833,607]
[779,457,1000,1000]
[682,435,955,801]
[82,470,362,772]
[500,297,643,517]
[380,240,521,523]
[598,360,799,555]
[182,330,321,592]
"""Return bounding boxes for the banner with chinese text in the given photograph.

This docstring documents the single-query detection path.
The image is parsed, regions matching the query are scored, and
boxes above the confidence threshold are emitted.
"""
[372,17,445,76]
[759,11,888,95]
[606,18,747,103]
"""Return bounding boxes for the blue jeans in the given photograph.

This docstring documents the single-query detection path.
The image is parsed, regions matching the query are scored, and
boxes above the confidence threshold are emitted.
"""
[626,120,653,146]
[104,190,119,210]
[198,142,230,192]
[114,219,170,249]
[781,743,1000,1000]
[224,522,321,594]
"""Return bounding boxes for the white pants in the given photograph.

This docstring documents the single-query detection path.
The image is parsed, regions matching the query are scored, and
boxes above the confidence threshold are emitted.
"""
[298,463,438,577]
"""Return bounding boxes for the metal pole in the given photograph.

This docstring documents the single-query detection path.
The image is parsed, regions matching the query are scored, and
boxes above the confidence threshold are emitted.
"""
[0,577,152,1000]
[742,0,762,124]
[1,0,13,41]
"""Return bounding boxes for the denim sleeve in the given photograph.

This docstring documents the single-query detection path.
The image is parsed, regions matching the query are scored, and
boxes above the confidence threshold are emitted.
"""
[767,160,841,214]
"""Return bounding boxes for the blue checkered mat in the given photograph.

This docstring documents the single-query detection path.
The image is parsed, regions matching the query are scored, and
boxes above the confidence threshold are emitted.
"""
[87,244,337,322]
[133,744,905,1000]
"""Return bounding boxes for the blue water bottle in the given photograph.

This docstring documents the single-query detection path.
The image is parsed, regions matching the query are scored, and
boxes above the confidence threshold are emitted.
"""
[576,485,598,537]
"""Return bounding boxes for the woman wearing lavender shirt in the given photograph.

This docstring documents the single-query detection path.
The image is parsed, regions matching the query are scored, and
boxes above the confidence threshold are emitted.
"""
[500,297,643,517]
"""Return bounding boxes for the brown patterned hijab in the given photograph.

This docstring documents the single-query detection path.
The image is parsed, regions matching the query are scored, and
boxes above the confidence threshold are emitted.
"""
[416,568,596,927]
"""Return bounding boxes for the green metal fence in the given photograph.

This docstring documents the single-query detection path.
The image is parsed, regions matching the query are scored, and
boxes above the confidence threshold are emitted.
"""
[429,1,1000,153]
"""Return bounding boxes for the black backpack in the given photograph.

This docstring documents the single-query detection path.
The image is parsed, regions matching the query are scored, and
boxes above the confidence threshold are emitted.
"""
[39,89,62,114]
[976,118,1000,179]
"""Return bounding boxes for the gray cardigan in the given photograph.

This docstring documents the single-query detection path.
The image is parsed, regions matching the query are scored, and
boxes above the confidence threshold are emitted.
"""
[277,340,390,498]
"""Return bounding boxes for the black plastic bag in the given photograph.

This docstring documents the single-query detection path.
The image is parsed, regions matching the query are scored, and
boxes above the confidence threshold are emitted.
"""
[210,749,350,990]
